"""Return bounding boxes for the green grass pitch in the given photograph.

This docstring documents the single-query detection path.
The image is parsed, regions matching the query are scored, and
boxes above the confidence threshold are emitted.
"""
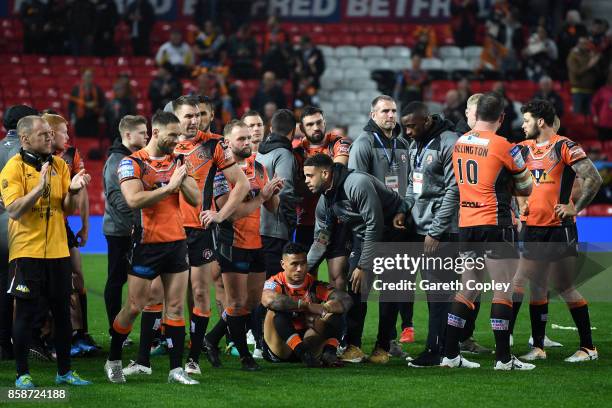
[1,254,611,407]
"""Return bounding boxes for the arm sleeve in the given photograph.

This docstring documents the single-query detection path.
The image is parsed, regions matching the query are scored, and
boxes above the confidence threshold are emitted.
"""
[213,171,230,198]
[428,134,460,238]
[332,138,351,158]
[117,157,141,184]
[561,140,587,165]
[263,277,282,294]
[0,162,24,207]
[504,142,527,174]
[307,196,332,271]
[104,158,132,215]
[347,137,371,172]
[314,282,334,302]
[213,139,235,171]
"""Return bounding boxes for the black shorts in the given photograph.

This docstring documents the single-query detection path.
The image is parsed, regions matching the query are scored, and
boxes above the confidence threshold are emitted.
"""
[130,240,189,280]
[520,224,578,261]
[219,247,265,274]
[8,257,72,300]
[262,339,302,363]
[186,227,217,267]
[65,221,78,249]
[326,223,352,259]
[459,226,519,259]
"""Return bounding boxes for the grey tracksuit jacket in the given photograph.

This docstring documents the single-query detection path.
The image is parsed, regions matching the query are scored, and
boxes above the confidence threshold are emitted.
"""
[307,164,408,270]
[0,130,22,251]
[405,115,460,238]
[256,133,300,241]
[348,119,410,197]
[102,139,135,237]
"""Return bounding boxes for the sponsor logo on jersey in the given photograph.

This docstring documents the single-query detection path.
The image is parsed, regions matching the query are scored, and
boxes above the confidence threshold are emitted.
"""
[458,134,490,146]
[461,201,485,208]
[510,145,525,168]
[264,280,278,290]
[118,159,135,179]
[530,169,555,185]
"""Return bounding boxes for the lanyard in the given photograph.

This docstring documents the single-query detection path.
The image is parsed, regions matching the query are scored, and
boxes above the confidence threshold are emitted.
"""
[373,132,396,168]
[414,138,435,170]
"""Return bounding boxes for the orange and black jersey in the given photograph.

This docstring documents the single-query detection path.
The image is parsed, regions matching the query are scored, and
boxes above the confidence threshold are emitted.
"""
[56,146,84,177]
[56,146,85,222]
[263,272,334,331]
[519,135,587,227]
[453,130,527,227]
[294,133,351,226]
[117,149,186,244]
[174,130,234,228]
[213,155,268,249]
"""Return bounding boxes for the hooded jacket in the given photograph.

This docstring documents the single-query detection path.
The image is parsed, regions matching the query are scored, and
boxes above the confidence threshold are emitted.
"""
[103,139,135,236]
[0,130,22,173]
[0,130,23,250]
[307,164,408,270]
[256,133,300,240]
[405,115,460,238]
[348,119,410,197]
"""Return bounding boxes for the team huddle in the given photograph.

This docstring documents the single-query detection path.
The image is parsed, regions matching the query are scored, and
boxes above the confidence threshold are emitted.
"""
[0,90,602,388]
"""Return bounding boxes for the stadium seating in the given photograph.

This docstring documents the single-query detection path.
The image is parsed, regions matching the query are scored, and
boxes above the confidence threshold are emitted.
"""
[0,18,606,215]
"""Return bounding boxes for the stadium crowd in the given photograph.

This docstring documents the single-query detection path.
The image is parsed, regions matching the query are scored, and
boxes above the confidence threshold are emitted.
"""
[0,0,609,390]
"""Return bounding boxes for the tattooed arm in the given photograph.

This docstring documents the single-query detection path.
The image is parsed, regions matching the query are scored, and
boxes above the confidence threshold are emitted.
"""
[261,289,299,312]
[555,158,602,219]
[322,290,353,314]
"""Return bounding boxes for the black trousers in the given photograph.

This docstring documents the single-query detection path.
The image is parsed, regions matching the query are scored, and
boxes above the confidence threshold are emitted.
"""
[104,235,131,328]
[415,233,458,353]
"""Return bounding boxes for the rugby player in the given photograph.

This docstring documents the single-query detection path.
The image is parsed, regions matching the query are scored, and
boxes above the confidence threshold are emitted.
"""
[104,111,200,385]
[454,94,493,355]
[261,242,352,367]
[172,96,249,375]
[442,92,535,370]
[203,119,282,371]
[242,110,265,154]
[44,113,99,354]
[513,100,601,362]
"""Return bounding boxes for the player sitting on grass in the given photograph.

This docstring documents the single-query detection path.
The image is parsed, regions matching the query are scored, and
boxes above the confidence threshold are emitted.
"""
[261,242,352,367]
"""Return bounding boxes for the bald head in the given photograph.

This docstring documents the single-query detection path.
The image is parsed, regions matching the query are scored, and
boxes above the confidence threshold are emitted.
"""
[17,115,53,155]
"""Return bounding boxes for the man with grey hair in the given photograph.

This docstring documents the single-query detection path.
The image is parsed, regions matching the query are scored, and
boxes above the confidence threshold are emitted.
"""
[1,115,91,388]
[533,76,564,118]
[346,95,413,364]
